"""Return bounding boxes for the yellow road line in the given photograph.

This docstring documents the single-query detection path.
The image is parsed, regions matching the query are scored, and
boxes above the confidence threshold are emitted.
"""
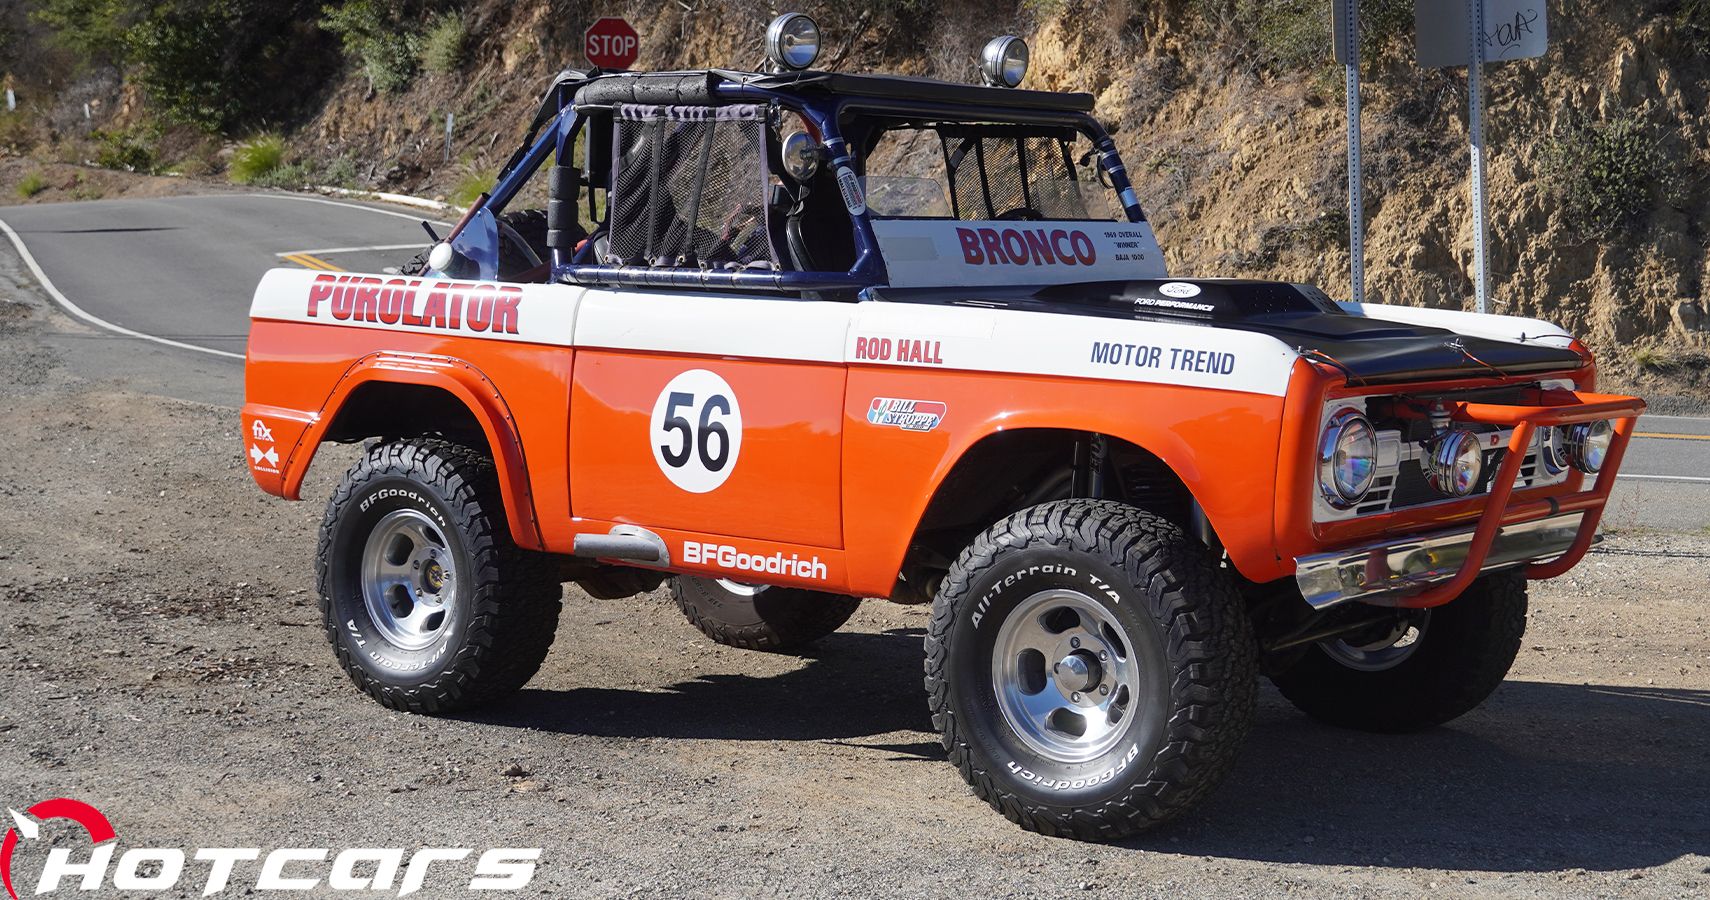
[283,253,344,272]
[1633,432,1710,441]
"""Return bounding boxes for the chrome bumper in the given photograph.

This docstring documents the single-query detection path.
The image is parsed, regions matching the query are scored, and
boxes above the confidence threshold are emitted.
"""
[1293,512,1590,609]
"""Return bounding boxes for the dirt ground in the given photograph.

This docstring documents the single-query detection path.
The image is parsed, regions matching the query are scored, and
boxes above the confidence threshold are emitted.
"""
[1,246,1708,898]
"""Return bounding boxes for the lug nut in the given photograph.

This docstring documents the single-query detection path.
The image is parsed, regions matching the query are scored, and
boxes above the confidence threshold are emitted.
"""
[1098,650,1108,661]
[1071,692,1082,702]
[1099,685,1109,696]
[1069,637,1081,649]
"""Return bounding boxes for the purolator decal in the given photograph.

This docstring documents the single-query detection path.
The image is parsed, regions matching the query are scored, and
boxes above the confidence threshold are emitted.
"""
[305,273,522,335]
[867,398,947,432]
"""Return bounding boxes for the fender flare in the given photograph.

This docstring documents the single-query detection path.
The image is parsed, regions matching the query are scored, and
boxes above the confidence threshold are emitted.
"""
[279,351,544,551]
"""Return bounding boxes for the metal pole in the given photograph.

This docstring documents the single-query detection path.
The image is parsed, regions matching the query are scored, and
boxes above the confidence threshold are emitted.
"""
[1342,0,1365,305]
[445,112,454,164]
[1467,0,1490,314]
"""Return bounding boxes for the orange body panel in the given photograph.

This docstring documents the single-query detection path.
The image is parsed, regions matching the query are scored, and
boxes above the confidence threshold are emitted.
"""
[568,351,846,548]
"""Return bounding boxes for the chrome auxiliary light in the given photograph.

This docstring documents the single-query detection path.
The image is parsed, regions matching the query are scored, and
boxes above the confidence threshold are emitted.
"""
[764,13,821,72]
[980,35,1029,88]
[1565,419,1614,474]
[1424,429,1485,497]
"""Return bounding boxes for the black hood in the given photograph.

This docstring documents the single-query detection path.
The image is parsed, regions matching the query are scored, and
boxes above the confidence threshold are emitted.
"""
[885,278,1586,384]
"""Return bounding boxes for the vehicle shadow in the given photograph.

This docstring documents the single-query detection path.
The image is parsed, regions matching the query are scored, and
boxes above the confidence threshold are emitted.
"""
[464,627,1710,872]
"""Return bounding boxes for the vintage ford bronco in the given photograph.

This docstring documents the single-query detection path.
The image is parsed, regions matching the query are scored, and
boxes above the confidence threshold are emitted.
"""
[242,17,1645,839]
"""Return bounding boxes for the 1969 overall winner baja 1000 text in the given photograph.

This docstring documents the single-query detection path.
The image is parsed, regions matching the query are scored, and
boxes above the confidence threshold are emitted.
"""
[241,15,1645,840]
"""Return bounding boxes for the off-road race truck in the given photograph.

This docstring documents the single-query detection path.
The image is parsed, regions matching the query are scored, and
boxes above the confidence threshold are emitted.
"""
[242,16,1645,840]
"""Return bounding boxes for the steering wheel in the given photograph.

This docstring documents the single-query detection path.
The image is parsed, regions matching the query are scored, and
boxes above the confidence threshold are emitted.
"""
[995,206,1045,221]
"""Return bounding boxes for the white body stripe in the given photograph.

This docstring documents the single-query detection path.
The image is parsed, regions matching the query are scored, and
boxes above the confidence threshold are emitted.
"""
[873,219,1166,288]
[1339,301,1573,348]
[249,267,1302,396]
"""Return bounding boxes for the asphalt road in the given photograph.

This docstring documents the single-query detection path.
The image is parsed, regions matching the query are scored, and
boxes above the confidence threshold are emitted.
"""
[0,192,1704,532]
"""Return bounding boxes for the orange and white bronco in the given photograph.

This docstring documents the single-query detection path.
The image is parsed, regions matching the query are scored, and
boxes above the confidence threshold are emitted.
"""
[242,18,1645,839]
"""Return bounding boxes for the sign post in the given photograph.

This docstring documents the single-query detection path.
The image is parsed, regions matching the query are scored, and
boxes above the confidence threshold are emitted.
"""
[1332,1,1365,305]
[1416,0,1548,314]
[445,112,454,164]
[584,17,640,70]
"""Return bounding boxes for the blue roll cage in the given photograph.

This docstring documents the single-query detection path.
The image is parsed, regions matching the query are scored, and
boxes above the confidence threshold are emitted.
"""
[453,74,1149,294]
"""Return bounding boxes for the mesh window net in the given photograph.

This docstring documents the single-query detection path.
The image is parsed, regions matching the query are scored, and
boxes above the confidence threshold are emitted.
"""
[937,125,1096,221]
[607,104,776,270]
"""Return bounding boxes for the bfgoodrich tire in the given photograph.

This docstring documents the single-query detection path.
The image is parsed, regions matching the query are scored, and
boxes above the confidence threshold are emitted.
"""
[1269,570,1528,733]
[316,439,562,713]
[925,500,1257,840]
[670,576,860,652]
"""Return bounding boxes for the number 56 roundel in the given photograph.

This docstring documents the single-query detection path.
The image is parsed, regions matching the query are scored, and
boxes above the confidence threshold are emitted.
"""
[649,369,743,494]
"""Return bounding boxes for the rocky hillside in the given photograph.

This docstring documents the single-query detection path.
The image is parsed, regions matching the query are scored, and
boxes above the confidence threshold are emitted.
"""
[7,1,1709,402]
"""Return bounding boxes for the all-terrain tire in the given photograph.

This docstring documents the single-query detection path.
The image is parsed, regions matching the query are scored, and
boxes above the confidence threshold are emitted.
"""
[398,208,556,280]
[925,500,1257,841]
[316,439,562,713]
[1268,571,1527,733]
[670,576,860,652]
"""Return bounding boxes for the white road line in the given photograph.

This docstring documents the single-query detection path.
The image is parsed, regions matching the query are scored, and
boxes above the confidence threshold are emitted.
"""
[1619,474,1710,484]
[0,216,244,361]
[274,243,422,257]
[221,192,455,227]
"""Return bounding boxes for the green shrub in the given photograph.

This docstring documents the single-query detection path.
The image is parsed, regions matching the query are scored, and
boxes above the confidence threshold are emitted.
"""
[323,156,361,188]
[230,134,287,184]
[448,168,495,208]
[30,0,134,62]
[1193,0,1414,70]
[253,159,317,189]
[16,170,49,199]
[422,12,467,74]
[1538,112,1674,239]
[92,127,158,173]
[321,1,421,94]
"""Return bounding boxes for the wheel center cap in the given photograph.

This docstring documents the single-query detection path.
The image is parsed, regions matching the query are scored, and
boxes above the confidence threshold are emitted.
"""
[1053,651,1101,694]
[423,563,445,592]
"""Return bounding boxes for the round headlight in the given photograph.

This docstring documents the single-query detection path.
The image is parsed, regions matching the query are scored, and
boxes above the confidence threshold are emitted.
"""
[1318,409,1379,508]
[1424,429,1485,497]
[780,130,820,181]
[980,35,1029,88]
[1537,424,1569,476]
[1566,419,1614,474]
[765,13,821,71]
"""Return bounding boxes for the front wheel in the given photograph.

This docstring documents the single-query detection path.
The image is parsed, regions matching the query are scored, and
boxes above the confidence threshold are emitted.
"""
[1269,570,1528,733]
[926,500,1257,840]
[316,440,563,713]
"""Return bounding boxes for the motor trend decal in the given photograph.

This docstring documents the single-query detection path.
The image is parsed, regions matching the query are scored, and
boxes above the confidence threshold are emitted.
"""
[1089,341,1237,376]
[305,274,521,335]
[1,798,538,897]
[866,398,947,432]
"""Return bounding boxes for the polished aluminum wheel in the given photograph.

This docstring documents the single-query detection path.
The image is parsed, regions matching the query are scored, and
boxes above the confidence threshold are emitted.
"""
[991,589,1147,763]
[1320,612,1430,672]
[361,509,457,651]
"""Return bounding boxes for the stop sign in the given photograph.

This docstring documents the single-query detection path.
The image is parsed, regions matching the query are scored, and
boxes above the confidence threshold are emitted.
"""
[584,17,639,69]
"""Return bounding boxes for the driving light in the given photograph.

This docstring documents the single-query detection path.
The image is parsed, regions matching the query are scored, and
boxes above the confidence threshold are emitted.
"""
[426,241,455,272]
[780,130,820,181]
[1566,419,1614,474]
[765,13,820,71]
[1317,409,1378,508]
[1424,429,1485,497]
[980,36,1029,88]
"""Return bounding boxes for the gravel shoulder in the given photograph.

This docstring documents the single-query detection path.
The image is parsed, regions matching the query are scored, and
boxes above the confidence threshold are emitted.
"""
[1,245,1707,898]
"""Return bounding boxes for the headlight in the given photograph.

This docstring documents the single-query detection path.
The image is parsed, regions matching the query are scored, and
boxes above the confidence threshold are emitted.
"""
[980,36,1029,88]
[1537,424,1569,476]
[1566,419,1614,473]
[1318,409,1378,508]
[1424,429,1484,497]
[780,130,820,181]
[765,13,821,71]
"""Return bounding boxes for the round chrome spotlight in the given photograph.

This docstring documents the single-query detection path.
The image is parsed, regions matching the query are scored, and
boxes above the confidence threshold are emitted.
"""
[765,13,821,71]
[1565,420,1614,474]
[1424,429,1484,497]
[980,36,1029,88]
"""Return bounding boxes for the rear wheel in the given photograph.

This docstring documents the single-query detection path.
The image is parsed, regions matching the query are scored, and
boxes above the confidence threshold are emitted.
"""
[926,500,1257,840]
[670,576,860,652]
[1268,570,1528,732]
